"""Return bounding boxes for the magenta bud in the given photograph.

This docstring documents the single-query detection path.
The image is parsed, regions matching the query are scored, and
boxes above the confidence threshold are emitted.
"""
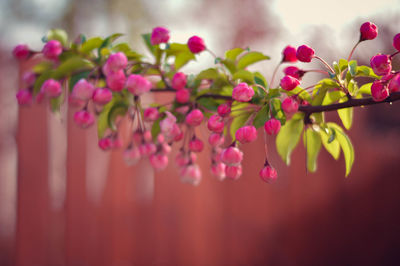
[106,52,128,72]
[149,153,169,171]
[189,138,204,153]
[264,118,281,135]
[393,33,400,51]
[13,44,30,60]
[176,88,190,103]
[126,74,152,96]
[73,110,95,129]
[388,74,400,93]
[220,147,243,166]
[187,36,206,54]
[41,79,62,98]
[208,133,225,147]
[98,138,113,151]
[282,45,297,62]
[143,107,159,121]
[281,97,299,116]
[259,165,278,183]
[180,164,202,186]
[93,88,112,105]
[171,72,187,90]
[371,81,389,102]
[232,82,254,102]
[217,103,231,117]
[106,70,126,92]
[211,163,226,181]
[150,27,170,45]
[185,109,204,127]
[360,22,378,41]
[72,79,95,100]
[283,66,304,80]
[225,165,242,180]
[42,40,63,60]
[235,125,257,144]
[16,90,33,105]
[22,71,36,86]
[280,75,300,91]
[370,54,392,76]
[207,115,224,133]
[296,45,315,63]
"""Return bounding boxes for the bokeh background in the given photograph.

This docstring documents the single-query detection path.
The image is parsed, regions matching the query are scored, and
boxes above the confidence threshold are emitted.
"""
[1,0,400,265]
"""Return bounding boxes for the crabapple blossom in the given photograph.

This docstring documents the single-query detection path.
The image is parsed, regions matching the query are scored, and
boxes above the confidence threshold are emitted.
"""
[42,40,62,60]
[92,88,112,105]
[370,54,392,76]
[185,109,203,127]
[360,22,378,41]
[151,27,170,45]
[235,125,257,144]
[187,36,206,54]
[259,165,278,183]
[72,79,95,100]
[264,118,281,135]
[232,83,254,102]
[296,45,315,62]
[172,72,187,90]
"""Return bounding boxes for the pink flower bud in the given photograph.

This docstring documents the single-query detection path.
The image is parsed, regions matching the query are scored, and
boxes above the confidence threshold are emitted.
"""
[126,74,152,95]
[41,79,62,98]
[73,110,95,128]
[225,165,242,180]
[208,133,224,147]
[220,147,243,166]
[16,90,33,105]
[13,44,30,60]
[282,45,297,62]
[180,164,202,186]
[123,146,141,166]
[106,52,128,72]
[217,103,231,117]
[172,72,187,90]
[187,36,206,54]
[284,66,304,80]
[296,45,315,63]
[388,74,400,93]
[102,63,114,77]
[22,71,36,86]
[360,22,378,41]
[143,130,152,142]
[207,115,224,133]
[189,138,204,153]
[176,88,190,103]
[160,111,177,133]
[139,143,157,157]
[371,81,389,102]
[259,165,278,183]
[173,126,184,142]
[149,154,169,171]
[72,79,95,100]
[232,82,254,102]
[93,88,112,105]
[106,70,126,92]
[42,40,62,60]
[98,138,113,151]
[176,151,197,167]
[393,33,400,51]
[212,147,223,163]
[211,163,226,181]
[280,75,300,91]
[185,109,204,127]
[235,125,257,144]
[150,27,170,45]
[143,107,159,121]
[282,97,299,116]
[370,54,392,76]
[264,118,281,135]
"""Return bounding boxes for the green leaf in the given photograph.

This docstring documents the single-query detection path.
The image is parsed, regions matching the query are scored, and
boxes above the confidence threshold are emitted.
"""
[221,59,237,74]
[232,70,254,83]
[225,48,245,61]
[97,97,127,138]
[47,29,68,47]
[304,128,322,172]
[69,70,91,92]
[327,123,355,176]
[230,112,252,140]
[33,61,54,74]
[107,102,128,130]
[196,68,219,80]
[358,82,372,95]
[33,70,54,94]
[333,61,340,74]
[337,99,353,130]
[252,104,269,129]
[151,118,162,140]
[270,98,286,125]
[237,52,270,69]
[320,128,340,160]
[312,79,340,106]
[355,66,379,79]
[100,33,124,50]
[254,72,267,88]
[52,57,94,79]
[276,113,304,164]
[348,60,357,76]
[80,37,103,54]
[197,97,220,112]
[338,59,348,72]
[285,86,312,102]
[322,90,345,105]
[174,51,196,70]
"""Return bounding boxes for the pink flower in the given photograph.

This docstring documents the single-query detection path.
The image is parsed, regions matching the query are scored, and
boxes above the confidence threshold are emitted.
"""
[143,107,159,121]
[259,165,278,183]
[22,72,36,86]
[264,118,281,135]
[282,45,297,62]
[208,133,224,147]
[235,125,257,144]
[393,33,400,51]
[187,36,206,54]
[371,81,389,102]
[220,147,243,166]
[172,72,187,90]
[106,52,128,72]
[211,163,226,181]
[139,143,157,157]
[92,88,112,105]
[370,54,392,76]
[388,74,400,93]
[296,45,315,63]
[232,83,254,102]
[42,40,63,60]
[281,97,299,116]
[284,66,304,80]
[16,90,33,105]
[207,115,224,133]
[98,138,113,151]
[13,44,30,60]
[106,70,126,92]
[149,154,169,171]
[176,88,190,103]
[72,79,95,100]
[280,75,300,91]
[126,74,152,96]
[176,151,197,167]
[41,79,62,98]
[73,110,95,128]
[217,103,231,117]
[225,165,242,180]
[180,164,202,186]
[189,138,204,153]
[123,146,141,166]
[160,111,177,134]
[360,22,378,41]
[185,109,204,126]
[150,27,170,45]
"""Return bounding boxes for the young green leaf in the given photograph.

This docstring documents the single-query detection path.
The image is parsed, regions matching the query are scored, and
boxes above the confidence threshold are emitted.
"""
[47,29,68,47]
[80,37,103,54]
[276,113,304,165]
[52,57,94,79]
[304,128,322,172]
[225,48,245,61]
[252,104,270,129]
[232,70,254,83]
[337,99,353,130]
[237,51,270,69]
[320,128,340,160]
[230,112,252,140]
